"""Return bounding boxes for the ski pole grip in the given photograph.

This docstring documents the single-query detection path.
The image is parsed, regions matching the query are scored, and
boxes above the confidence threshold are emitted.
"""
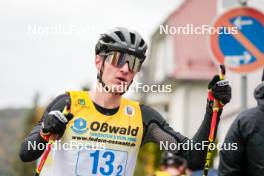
[219,64,225,80]
[41,104,73,136]
[62,105,74,122]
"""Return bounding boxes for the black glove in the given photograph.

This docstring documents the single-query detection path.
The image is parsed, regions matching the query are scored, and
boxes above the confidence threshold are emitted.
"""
[41,110,73,137]
[208,75,231,106]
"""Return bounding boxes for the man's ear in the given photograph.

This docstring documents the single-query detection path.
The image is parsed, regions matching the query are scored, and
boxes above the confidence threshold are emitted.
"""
[95,55,103,71]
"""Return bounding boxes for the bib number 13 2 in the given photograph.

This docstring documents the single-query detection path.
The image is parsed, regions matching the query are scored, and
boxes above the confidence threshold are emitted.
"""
[75,149,127,176]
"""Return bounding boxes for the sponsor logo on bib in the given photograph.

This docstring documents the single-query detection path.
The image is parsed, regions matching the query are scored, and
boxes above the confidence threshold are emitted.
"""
[78,98,86,105]
[71,118,89,134]
[125,105,135,116]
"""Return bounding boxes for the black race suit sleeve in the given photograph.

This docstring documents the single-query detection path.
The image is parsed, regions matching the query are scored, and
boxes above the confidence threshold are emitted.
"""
[141,103,221,170]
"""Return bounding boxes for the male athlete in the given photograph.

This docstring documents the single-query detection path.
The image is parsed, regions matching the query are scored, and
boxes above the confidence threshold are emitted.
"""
[19,27,231,176]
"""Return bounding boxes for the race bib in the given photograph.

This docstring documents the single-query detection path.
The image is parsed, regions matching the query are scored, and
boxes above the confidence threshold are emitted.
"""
[75,148,128,176]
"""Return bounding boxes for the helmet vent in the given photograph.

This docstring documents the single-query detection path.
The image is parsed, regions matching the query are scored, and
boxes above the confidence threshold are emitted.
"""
[130,33,136,45]
[139,39,145,47]
[115,31,125,42]
[103,36,115,44]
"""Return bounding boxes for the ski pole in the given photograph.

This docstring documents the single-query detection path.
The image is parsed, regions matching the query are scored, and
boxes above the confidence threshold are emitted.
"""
[203,65,227,176]
[34,105,72,176]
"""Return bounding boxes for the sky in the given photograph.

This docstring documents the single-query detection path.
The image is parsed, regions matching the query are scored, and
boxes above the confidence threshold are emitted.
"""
[0,0,183,108]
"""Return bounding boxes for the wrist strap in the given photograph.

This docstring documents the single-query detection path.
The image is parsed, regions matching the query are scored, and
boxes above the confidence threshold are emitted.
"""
[40,129,50,142]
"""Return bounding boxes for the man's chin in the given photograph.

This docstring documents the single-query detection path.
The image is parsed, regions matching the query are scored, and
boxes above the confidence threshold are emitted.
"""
[112,85,128,94]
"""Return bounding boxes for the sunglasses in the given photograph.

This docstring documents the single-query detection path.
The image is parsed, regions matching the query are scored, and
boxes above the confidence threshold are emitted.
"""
[101,52,143,72]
